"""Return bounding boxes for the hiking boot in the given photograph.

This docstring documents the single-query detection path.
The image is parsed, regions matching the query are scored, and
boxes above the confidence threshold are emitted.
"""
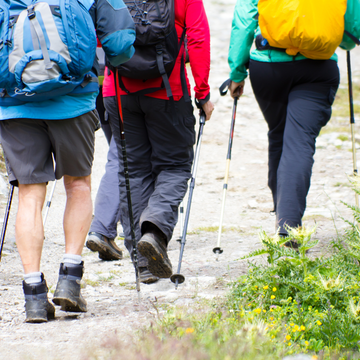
[86,232,123,261]
[52,262,87,312]
[139,267,159,284]
[137,224,172,278]
[23,275,55,323]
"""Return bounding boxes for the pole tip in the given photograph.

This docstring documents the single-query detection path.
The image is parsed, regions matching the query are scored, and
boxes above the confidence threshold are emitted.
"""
[212,247,223,255]
[170,273,185,285]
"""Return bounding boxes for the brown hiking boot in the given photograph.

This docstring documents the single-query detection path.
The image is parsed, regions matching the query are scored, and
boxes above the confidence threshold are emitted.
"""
[138,225,172,279]
[86,232,123,261]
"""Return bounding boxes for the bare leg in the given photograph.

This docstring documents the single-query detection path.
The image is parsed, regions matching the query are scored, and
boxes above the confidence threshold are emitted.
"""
[16,183,47,274]
[63,175,92,255]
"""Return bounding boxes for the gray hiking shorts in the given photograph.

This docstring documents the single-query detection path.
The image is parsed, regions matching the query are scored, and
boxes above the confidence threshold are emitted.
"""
[0,110,100,186]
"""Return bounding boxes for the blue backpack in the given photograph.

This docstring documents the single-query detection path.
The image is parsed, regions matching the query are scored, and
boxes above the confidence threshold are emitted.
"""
[0,0,97,105]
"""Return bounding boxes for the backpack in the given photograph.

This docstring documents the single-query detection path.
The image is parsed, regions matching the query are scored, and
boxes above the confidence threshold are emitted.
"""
[115,0,186,99]
[258,0,348,60]
[0,0,97,105]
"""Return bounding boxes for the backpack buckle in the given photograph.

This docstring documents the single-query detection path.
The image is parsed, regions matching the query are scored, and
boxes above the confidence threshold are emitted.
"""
[27,6,36,20]
[155,44,162,55]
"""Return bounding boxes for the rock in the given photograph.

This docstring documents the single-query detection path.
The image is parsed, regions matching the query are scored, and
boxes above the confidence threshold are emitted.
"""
[248,199,258,209]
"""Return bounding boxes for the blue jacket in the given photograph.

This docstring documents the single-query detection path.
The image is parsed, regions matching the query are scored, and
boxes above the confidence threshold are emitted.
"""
[0,0,135,120]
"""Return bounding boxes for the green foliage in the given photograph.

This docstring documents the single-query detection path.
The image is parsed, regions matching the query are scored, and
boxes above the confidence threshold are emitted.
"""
[87,179,360,359]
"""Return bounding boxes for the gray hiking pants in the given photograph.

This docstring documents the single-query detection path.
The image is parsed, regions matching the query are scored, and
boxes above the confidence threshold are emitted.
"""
[104,95,195,267]
[89,137,121,240]
[249,59,340,235]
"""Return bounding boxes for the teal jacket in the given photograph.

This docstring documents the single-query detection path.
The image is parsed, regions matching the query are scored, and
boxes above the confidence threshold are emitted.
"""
[228,0,360,83]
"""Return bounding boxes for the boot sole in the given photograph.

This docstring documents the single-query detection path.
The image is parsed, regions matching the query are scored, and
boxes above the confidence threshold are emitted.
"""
[52,297,87,312]
[25,309,55,323]
[140,271,159,284]
[138,241,172,278]
[86,239,122,260]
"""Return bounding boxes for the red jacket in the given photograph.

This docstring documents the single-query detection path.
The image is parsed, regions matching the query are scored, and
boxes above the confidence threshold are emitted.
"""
[102,0,211,101]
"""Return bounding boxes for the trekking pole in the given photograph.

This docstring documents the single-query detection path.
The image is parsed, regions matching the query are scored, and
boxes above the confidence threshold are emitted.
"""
[347,51,359,207]
[114,69,141,300]
[170,108,206,289]
[43,180,57,227]
[0,184,14,261]
[213,79,239,260]
[176,201,184,244]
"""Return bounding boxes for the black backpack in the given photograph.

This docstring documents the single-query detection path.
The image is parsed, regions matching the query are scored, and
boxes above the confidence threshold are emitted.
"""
[115,0,188,100]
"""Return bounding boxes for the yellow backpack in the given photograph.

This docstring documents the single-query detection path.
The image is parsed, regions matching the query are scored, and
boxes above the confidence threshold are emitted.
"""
[258,0,348,60]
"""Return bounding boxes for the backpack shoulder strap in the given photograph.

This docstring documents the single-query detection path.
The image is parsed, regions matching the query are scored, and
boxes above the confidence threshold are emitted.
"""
[344,30,360,45]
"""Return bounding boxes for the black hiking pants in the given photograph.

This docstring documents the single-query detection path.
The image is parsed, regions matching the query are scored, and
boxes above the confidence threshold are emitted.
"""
[104,95,195,267]
[249,59,339,235]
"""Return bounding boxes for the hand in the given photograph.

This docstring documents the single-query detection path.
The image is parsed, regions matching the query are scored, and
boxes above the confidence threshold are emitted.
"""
[201,100,215,121]
[229,80,245,99]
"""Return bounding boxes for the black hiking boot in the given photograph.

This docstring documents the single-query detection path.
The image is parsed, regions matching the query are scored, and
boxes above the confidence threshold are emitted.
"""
[23,275,55,323]
[139,267,159,284]
[52,262,87,312]
[86,232,123,261]
[137,223,172,279]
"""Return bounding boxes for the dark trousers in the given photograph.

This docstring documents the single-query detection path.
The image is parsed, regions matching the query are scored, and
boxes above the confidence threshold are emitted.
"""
[104,95,195,266]
[249,59,339,234]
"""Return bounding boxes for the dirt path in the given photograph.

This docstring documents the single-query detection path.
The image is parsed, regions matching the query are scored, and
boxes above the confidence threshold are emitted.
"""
[1,1,360,359]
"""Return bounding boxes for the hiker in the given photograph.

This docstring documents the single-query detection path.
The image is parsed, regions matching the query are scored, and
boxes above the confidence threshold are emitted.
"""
[86,45,123,262]
[86,137,123,261]
[228,0,360,243]
[102,0,214,283]
[0,0,135,322]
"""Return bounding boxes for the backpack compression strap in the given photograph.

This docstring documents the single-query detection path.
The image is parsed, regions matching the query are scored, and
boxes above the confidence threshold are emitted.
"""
[27,5,52,70]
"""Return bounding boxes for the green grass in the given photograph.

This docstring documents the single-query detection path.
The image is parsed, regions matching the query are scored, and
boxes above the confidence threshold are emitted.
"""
[84,180,360,360]
[337,134,349,141]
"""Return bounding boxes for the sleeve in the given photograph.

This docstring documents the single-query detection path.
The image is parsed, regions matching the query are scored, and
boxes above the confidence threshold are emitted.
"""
[185,0,211,101]
[228,0,258,83]
[95,0,136,67]
[340,0,360,51]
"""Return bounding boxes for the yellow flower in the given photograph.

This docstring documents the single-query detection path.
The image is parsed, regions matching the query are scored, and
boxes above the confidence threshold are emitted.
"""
[294,325,299,331]
[271,295,275,299]
[185,328,194,334]
[312,356,318,360]
[273,287,277,292]
[317,321,322,326]
[305,341,309,346]
[292,328,296,333]
[288,342,291,346]
[263,285,269,290]
[263,309,266,313]
[254,308,262,314]
[286,335,291,341]
[290,322,294,327]
[270,317,274,321]
[301,325,306,331]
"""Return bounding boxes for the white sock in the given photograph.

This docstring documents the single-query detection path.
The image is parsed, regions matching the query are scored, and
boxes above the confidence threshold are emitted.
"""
[63,254,82,265]
[24,272,42,285]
